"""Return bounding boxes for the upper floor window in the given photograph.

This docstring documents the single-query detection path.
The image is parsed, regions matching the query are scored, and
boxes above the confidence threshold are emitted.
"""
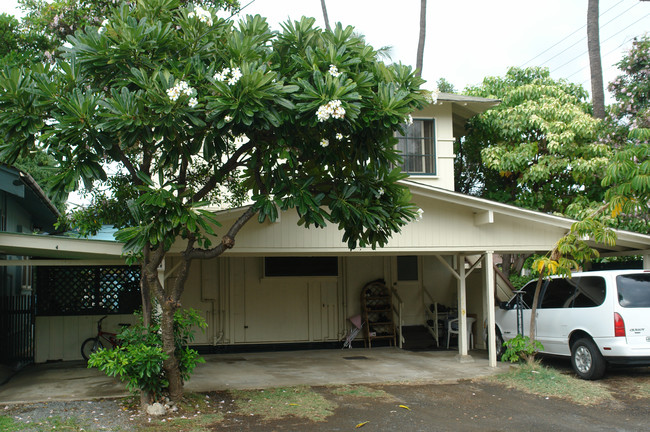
[395,119,436,175]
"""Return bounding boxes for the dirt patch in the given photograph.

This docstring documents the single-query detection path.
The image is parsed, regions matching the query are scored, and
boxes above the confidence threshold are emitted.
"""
[4,366,650,431]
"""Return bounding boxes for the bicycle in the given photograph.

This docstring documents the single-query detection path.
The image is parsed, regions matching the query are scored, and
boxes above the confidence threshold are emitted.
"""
[80,315,129,361]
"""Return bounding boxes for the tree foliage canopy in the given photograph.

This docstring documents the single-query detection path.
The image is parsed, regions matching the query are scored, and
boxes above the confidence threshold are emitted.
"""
[0,0,427,255]
[603,35,650,229]
[457,67,608,216]
[0,0,428,400]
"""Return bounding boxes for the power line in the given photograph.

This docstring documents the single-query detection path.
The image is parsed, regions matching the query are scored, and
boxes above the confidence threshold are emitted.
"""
[539,1,641,68]
[552,12,649,74]
[566,34,638,81]
[520,0,625,67]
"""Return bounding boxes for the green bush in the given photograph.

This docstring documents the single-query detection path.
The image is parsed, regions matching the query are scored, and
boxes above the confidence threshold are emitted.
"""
[501,335,544,363]
[88,308,207,399]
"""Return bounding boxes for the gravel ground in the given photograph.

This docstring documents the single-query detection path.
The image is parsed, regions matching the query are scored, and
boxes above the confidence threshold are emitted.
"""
[4,398,141,431]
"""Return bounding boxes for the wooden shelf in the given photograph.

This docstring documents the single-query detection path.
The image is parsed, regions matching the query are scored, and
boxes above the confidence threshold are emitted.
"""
[361,280,395,348]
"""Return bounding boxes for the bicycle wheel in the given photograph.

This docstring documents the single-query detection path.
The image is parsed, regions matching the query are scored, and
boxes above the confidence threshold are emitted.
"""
[81,337,104,361]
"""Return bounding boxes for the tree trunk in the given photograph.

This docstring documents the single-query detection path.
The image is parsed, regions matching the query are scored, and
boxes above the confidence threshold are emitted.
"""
[320,0,331,31]
[501,253,512,280]
[415,0,426,78]
[529,265,545,341]
[587,0,605,119]
[140,266,152,328]
[160,300,183,400]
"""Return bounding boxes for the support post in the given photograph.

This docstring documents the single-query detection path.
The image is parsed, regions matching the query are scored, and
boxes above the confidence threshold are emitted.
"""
[484,252,497,367]
[456,254,472,362]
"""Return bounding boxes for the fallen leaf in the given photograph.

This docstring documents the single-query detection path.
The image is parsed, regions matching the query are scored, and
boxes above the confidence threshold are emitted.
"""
[288,403,300,406]
[399,404,411,411]
[356,421,369,428]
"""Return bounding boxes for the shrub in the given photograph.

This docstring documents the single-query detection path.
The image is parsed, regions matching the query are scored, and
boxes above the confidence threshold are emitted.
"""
[88,308,207,399]
[501,335,544,363]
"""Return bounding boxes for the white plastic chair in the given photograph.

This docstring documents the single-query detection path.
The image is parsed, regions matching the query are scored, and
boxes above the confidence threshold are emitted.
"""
[446,317,476,350]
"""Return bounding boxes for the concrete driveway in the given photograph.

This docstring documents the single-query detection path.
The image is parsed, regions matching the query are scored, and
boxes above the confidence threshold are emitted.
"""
[0,348,508,404]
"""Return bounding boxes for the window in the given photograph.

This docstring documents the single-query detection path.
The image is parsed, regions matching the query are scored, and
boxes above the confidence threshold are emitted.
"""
[395,119,436,174]
[396,256,418,281]
[571,277,606,308]
[540,279,576,308]
[264,257,338,277]
[617,273,650,308]
[508,280,538,309]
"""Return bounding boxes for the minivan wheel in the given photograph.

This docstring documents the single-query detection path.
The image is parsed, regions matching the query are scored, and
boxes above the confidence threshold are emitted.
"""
[495,330,505,361]
[571,338,606,380]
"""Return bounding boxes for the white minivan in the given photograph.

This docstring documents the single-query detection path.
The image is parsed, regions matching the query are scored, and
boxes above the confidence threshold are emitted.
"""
[494,269,650,379]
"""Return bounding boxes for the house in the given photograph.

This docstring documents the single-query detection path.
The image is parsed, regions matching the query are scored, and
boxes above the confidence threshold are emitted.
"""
[0,165,60,368]
[7,94,650,365]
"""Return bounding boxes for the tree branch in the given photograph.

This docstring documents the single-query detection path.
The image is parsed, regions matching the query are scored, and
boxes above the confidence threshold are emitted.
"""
[191,141,254,203]
[186,206,257,260]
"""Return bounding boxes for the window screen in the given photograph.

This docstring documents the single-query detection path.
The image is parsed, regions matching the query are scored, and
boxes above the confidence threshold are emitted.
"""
[395,119,436,174]
[397,256,418,281]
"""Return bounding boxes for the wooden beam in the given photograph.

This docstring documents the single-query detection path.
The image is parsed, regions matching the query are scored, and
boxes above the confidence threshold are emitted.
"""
[474,210,494,226]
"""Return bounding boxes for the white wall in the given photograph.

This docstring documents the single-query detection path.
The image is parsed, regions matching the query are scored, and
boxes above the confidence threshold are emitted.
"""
[35,314,136,363]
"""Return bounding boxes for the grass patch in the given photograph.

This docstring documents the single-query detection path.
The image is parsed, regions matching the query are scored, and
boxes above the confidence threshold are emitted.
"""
[330,385,390,399]
[0,415,89,431]
[486,361,612,405]
[633,380,650,398]
[232,386,336,422]
[146,413,224,432]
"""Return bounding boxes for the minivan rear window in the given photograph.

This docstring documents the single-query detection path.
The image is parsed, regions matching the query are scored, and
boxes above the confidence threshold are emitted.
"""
[616,274,650,308]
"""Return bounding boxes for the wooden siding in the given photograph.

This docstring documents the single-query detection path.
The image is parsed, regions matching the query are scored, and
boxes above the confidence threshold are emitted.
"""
[35,314,136,363]
[180,197,570,257]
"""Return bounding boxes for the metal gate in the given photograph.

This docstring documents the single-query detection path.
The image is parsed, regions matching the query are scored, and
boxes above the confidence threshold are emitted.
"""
[0,293,34,368]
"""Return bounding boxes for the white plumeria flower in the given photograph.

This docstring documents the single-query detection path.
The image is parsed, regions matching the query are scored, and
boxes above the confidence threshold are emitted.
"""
[98,19,109,34]
[189,5,213,26]
[224,115,233,123]
[214,68,230,82]
[277,158,287,165]
[166,87,181,101]
[230,68,242,81]
[376,187,385,198]
[320,138,329,148]
[416,208,424,220]
[188,97,198,108]
[167,80,196,103]
[316,100,345,122]
[335,133,344,140]
[328,64,340,77]
[406,114,413,126]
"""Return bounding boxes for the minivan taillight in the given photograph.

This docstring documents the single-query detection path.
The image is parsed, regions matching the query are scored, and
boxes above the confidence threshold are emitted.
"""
[614,312,626,337]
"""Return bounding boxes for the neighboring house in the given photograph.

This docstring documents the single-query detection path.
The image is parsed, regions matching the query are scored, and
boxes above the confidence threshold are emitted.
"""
[7,94,650,366]
[0,165,60,368]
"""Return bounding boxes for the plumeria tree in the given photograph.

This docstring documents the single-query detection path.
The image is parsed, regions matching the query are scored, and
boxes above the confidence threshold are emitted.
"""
[0,0,427,401]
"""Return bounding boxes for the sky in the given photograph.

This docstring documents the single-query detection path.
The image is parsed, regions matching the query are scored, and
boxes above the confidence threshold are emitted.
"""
[1,0,648,97]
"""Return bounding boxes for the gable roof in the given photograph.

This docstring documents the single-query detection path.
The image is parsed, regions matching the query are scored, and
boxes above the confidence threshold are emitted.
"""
[436,92,500,137]
[179,181,649,258]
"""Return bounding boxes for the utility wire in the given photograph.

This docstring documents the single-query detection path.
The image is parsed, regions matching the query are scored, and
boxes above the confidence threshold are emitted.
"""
[567,33,639,80]
[228,0,257,19]
[552,12,649,74]
[520,0,625,67]
[539,1,641,68]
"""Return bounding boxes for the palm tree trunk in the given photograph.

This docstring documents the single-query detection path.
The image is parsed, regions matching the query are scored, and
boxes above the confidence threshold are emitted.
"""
[588,0,605,118]
[320,0,331,31]
[415,0,427,78]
